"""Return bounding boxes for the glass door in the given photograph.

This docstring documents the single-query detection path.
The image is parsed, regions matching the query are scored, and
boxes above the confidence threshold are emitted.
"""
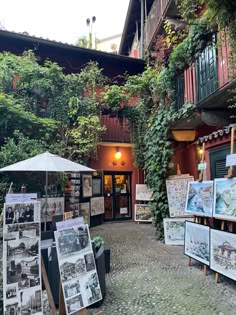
[103,172,132,221]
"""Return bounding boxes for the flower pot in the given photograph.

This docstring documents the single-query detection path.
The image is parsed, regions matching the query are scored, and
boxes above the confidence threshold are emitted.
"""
[104,248,111,273]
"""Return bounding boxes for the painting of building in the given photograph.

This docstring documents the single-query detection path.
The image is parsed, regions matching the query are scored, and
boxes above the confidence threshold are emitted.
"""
[164,218,193,245]
[210,229,236,281]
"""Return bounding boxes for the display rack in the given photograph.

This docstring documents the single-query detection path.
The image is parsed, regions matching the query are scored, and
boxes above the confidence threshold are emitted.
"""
[64,172,81,215]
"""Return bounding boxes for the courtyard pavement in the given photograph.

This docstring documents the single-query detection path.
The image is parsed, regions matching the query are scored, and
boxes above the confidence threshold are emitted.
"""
[88,222,236,315]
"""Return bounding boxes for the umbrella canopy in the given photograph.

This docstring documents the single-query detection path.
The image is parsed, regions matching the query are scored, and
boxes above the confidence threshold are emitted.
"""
[0,151,95,172]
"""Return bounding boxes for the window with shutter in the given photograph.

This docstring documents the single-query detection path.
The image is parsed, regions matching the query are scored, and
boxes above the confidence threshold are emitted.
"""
[209,145,236,179]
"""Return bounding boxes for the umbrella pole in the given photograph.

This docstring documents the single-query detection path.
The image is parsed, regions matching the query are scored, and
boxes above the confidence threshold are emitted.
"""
[44,171,48,231]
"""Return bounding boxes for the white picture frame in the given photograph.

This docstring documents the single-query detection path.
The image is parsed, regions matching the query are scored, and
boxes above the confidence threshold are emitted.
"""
[185,181,214,217]
[214,178,236,221]
[164,218,193,245]
[90,197,105,216]
[135,184,153,201]
[210,229,236,281]
[134,204,152,222]
[184,221,210,266]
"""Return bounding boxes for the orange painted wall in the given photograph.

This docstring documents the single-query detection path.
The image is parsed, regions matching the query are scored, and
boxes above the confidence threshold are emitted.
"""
[89,145,143,220]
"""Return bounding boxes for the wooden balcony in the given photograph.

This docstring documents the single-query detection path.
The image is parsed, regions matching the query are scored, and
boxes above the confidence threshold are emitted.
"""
[100,115,131,143]
[144,0,177,49]
[178,31,232,111]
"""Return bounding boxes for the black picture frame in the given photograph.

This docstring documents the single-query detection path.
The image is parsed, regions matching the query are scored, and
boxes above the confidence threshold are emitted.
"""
[82,174,93,198]
[92,178,102,196]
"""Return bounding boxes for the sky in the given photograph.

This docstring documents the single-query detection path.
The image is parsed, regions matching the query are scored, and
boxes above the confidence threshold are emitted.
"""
[0,0,129,44]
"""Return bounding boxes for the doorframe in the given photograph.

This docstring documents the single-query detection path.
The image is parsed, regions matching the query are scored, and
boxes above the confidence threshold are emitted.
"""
[103,171,132,222]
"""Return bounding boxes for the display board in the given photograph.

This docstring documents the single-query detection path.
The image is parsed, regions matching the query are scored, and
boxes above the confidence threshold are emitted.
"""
[166,175,194,217]
[135,184,153,201]
[184,221,210,266]
[185,181,214,217]
[54,223,102,314]
[214,178,236,221]
[164,218,193,245]
[3,201,43,314]
[134,204,152,222]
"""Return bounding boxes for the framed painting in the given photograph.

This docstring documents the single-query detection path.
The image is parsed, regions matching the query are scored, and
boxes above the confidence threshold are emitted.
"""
[135,184,153,201]
[210,229,236,281]
[164,218,193,246]
[82,174,93,198]
[90,197,105,216]
[39,197,65,222]
[184,221,210,265]
[185,181,214,217]
[92,178,102,196]
[166,176,194,217]
[79,202,90,226]
[134,204,152,222]
[214,178,236,221]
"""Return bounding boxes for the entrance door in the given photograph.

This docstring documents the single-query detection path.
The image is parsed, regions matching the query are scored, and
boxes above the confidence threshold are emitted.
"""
[103,172,132,221]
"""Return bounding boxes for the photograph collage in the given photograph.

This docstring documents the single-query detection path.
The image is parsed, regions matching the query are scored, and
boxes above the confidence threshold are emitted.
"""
[3,201,42,315]
[55,224,102,314]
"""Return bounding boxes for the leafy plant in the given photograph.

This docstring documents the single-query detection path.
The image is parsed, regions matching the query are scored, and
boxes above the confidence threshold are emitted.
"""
[92,236,105,250]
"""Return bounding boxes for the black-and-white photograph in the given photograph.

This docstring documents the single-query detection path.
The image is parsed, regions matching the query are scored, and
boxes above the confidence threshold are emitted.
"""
[7,238,39,260]
[84,273,102,305]
[64,279,80,299]
[84,252,95,272]
[20,287,42,315]
[60,256,86,282]
[4,202,40,225]
[56,225,90,258]
[7,257,40,288]
[6,284,18,300]
[4,223,39,242]
[5,301,20,315]
[66,294,83,314]
[82,175,92,198]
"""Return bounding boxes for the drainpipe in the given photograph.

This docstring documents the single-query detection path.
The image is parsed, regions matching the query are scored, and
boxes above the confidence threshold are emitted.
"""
[140,0,144,59]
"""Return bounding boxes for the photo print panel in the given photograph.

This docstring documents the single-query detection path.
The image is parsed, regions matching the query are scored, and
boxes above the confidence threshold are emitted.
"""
[134,204,152,222]
[185,181,214,217]
[166,176,194,217]
[164,218,193,246]
[79,203,90,226]
[54,223,102,314]
[3,201,42,315]
[184,221,210,265]
[210,229,236,281]
[82,174,93,198]
[90,197,105,216]
[214,178,236,221]
[4,201,41,225]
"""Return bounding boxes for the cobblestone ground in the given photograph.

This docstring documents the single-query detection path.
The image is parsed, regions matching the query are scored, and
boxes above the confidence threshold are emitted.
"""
[88,222,236,315]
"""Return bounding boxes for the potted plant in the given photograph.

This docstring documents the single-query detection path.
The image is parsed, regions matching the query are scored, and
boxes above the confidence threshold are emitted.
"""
[92,236,111,273]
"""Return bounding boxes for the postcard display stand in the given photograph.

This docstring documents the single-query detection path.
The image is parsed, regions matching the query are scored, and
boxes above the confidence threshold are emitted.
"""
[135,184,153,223]
[184,127,236,284]
[55,219,103,315]
[164,173,194,246]
[3,200,45,315]
[65,173,81,216]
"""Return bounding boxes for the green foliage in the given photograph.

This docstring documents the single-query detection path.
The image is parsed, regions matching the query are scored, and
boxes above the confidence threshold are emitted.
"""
[76,36,89,48]
[92,236,105,249]
[176,0,203,22]
[101,85,128,112]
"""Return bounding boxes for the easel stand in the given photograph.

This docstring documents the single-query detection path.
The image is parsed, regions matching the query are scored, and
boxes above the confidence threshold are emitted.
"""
[41,258,57,315]
[215,125,236,282]
[188,145,208,275]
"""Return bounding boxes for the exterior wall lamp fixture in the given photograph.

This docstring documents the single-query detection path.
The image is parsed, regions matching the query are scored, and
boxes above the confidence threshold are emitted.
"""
[113,147,125,165]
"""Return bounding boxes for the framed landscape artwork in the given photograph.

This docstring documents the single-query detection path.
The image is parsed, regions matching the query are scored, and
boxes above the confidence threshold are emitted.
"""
[210,229,236,281]
[135,204,152,222]
[166,176,194,217]
[90,197,105,216]
[135,185,153,201]
[184,221,210,265]
[214,178,236,221]
[185,181,214,217]
[164,218,193,246]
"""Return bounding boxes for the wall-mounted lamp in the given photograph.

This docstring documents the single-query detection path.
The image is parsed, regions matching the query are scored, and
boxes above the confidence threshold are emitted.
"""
[114,147,122,160]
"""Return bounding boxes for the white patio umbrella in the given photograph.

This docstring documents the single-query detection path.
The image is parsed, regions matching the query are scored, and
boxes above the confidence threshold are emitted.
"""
[0,151,95,227]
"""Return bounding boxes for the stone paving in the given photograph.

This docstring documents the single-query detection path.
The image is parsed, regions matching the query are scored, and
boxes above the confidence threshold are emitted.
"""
[88,222,236,315]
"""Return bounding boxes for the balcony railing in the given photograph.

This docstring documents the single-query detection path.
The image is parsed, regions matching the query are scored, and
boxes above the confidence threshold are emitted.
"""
[176,30,231,110]
[144,0,171,48]
[100,115,130,143]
